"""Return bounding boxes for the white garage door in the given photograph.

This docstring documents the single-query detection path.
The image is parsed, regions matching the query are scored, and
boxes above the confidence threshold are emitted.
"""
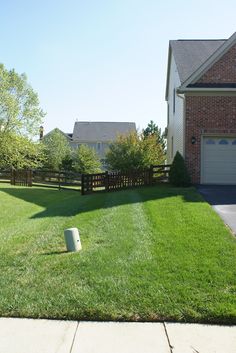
[202,136,236,184]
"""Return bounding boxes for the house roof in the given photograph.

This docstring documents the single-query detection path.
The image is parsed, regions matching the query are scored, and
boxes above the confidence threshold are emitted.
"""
[72,121,136,142]
[170,39,225,84]
[166,32,236,98]
[178,32,236,91]
[43,128,73,140]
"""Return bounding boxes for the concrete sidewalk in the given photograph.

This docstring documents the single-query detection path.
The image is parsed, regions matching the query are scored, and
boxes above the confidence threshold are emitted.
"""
[0,318,236,353]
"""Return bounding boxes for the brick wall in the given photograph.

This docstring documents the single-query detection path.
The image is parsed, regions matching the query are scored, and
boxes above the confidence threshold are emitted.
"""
[185,96,236,183]
[197,44,236,84]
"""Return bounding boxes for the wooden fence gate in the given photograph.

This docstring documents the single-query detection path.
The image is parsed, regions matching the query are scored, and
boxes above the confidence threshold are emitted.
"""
[11,169,32,187]
[81,172,107,195]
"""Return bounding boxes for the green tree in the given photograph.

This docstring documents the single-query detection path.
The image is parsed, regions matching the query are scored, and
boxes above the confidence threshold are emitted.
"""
[0,132,45,169]
[0,64,45,169]
[106,131,166,172]
[0,64,45,137]
[73,145,101,174]
[143,120,166,152]
[42,129,72,170]
[169,151,191,186]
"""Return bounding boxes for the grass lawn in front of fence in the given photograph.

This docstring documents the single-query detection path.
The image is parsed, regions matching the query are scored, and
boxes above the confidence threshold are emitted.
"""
[0,183,236,324]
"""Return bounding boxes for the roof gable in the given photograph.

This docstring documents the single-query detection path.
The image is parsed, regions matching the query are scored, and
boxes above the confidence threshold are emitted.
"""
[171,40,225,83]
[179,32,236,91]
[165,39,225,99]
[43,128,72,141]
[193,43,236,86]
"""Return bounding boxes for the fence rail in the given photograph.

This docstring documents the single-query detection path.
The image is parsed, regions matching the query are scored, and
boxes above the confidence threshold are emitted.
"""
[0,169,82,190]
[32,170,82,189]
[81,165,171,195]
[0,170,11,182]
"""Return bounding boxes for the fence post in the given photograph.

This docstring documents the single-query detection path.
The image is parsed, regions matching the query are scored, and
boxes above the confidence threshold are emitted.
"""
[29,170,33,187]
[149,165,154,185]
[105,171,109,192]
[58,171,61,190]
[11,168,15,185]
[25,170,28,186]
[81,174,84,195]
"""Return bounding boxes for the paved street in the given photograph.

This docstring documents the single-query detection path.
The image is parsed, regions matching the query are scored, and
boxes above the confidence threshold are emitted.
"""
[1,318,236,353]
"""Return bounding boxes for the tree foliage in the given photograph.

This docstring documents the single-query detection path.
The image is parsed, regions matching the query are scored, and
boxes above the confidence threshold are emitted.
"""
[0,64,46,169]
[42,129,72,170]
[169,151,191,186]
[0,132,45,169]
[143,120,166,152]
[106,131,166,172]
[0,64,45,137]
[73,144,102,174]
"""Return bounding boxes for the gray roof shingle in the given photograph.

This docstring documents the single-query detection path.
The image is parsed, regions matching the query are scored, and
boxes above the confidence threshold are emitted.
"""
[170,40,225,83]
[72,121,136,142]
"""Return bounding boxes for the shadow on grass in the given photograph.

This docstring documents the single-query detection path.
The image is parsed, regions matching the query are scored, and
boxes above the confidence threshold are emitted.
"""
[0,183,203,219]
[42,250,68,256]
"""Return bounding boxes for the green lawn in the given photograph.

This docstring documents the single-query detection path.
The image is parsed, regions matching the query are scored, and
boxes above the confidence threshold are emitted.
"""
[0,183,236,324]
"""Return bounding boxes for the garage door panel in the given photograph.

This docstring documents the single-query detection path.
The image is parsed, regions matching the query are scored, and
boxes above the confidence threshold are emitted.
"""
[204,174,236,184]
[202,136,236,185]
[204,170,236,178]
[204,160,236,167]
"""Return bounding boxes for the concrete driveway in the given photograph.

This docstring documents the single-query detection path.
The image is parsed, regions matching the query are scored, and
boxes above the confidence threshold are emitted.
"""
[198,185,236,235]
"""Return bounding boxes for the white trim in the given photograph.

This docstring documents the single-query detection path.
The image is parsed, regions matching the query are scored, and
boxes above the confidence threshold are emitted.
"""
[165,44,172,101]
[178,87,236,94]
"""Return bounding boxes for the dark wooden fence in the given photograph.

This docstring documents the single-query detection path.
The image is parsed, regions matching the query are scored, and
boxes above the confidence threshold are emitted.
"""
[0,169,82,190]
[81,165,171,195]
[0,170,11,183]
[32,170,82,190]
[0,164,171,194]
[11,169,32,186]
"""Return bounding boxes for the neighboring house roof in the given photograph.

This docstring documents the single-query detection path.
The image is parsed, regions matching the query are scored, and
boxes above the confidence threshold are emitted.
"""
[42,128,73,140]
[72,121,136,142]
[165,32,236,99]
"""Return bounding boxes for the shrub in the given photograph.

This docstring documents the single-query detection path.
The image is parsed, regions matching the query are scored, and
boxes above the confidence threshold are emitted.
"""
[106,131,166,172]
[42,129,72,170]
[73,144,102,174]
[169,151,191,186]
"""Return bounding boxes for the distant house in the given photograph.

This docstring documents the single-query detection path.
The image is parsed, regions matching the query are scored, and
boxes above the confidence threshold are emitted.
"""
[44,121,136,162]
[166,32,236,184]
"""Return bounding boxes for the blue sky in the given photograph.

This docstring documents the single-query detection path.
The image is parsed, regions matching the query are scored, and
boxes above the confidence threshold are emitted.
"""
[1,0,236,135]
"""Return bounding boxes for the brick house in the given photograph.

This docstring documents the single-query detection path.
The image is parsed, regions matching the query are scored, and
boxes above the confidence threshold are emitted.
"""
[166,32,236,184]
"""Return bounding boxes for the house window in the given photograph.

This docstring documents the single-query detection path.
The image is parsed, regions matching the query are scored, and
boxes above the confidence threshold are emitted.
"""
[219,139,228,145]
[173,88,175,114]
[171,136,174,158]
[205,139,215,145]
[97,142,101,151]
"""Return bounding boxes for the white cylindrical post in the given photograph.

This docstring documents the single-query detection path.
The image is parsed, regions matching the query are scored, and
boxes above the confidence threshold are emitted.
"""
[64,228,82,252]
